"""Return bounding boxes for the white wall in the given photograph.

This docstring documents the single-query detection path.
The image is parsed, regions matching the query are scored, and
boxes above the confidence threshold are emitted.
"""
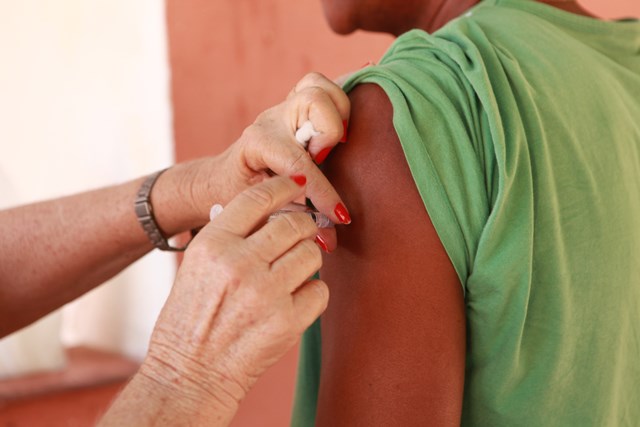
[0,0,175,377]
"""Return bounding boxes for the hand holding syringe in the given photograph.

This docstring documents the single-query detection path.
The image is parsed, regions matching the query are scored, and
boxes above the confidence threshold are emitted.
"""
[209,119,340,253]
[211,202,335,229]
[268,202,335,229]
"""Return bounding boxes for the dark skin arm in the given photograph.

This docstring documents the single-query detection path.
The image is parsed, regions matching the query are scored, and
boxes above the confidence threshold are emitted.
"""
[316,83,466,425]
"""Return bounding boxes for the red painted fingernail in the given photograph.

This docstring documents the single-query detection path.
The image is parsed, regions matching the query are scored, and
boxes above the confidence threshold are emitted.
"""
[315,235,330,253]
[340,120,348,143]
[291,175,307,186]
[334,203,351,224]
[314,147,332,165]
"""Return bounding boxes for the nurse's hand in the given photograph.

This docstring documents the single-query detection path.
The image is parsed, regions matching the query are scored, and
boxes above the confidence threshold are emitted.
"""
[139,175,328,424]
[224,72,350,223]
[167,73,349,252]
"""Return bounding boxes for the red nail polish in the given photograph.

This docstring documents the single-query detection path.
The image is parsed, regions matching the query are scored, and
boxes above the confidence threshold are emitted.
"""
[314,147,332,165]
[315,235,330,253]
[340,120,348,143]
[334,203,351,224]
[291,175,307,186]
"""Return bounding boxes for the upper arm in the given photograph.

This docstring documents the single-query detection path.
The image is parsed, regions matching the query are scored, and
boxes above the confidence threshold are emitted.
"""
[315,83,466,426]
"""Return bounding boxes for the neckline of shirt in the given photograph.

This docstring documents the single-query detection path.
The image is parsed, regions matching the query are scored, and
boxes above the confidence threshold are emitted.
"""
[487,0,640,36]
[477,0,640,54]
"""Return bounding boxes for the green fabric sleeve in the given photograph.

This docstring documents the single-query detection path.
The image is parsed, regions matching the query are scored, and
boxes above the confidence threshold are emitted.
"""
[343,30,494,291]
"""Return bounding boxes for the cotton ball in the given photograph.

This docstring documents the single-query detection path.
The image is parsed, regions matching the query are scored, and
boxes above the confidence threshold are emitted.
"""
[295,121,320,148]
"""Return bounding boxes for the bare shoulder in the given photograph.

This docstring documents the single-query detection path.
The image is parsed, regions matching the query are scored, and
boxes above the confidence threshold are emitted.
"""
[316,83,466,426]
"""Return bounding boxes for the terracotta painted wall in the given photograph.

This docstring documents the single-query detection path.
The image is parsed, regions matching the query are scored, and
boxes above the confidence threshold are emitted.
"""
[588,0,639,18]
[167,0,392,161]
[166,1,639,426]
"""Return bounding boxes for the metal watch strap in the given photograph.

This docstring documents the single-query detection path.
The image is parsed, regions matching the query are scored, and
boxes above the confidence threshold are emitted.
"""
[134,168,188,252]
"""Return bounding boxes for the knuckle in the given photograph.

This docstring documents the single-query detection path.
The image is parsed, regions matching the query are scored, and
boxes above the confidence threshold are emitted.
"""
[242,239,273,265]
[220,257,244,283]
[293,86,328,111]
[241,122,267,147]
[242,184,277,210]
[301,85,327,103]
[286,148,311,173]
[216,253,255,293]
[308,178,336,201]
[287,86,297,100]
[306,71,326,83]
[282,212,316,238]
[298,72,326,91]
[239,285,266,311]
[299,239,322,265]
[325,120,344,141]
[314,282,330,308]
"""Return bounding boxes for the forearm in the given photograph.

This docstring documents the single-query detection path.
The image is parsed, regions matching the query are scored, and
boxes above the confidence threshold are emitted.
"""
[0,160,220,337]
[98,365,240,427]
[0,72,349,337]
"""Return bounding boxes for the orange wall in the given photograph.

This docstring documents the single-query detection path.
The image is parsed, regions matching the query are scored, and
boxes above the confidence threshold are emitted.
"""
[167,0,392,162]
[166,1,639,426]
[586,0,639,18]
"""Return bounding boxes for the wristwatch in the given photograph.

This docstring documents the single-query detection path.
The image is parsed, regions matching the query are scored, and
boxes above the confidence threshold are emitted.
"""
[134,168,189,252]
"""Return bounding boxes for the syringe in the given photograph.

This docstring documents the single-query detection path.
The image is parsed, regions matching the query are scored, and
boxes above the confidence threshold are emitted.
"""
[268,202,335,229]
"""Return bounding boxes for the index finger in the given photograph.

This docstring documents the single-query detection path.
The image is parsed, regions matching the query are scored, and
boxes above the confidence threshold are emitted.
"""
[259,142,350,226]
[205,175,307,237]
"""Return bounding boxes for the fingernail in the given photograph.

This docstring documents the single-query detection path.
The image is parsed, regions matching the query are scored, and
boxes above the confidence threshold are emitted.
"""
[340,120,348,143]
[315,235,330,253]
[314,147,332,165]
[291,175,307,186]
[334,203,351,224]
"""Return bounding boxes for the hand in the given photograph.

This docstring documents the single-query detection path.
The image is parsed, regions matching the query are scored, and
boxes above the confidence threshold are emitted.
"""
[226,72,350,218]
[183,73,350,243]
[140,175,329,420]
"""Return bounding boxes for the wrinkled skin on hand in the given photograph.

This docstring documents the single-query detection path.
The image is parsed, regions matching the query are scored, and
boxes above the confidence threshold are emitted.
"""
[142,176,330,412]
[184,72,350,252]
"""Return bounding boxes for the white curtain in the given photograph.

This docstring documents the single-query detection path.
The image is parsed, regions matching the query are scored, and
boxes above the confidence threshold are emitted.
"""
[0,0,175,378]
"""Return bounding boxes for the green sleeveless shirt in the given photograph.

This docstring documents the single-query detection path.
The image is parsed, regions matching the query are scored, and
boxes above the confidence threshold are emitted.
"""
[292,1,640,425]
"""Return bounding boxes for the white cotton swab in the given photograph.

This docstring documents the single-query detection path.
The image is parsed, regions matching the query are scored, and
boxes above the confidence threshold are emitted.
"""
[295,121,320,149]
